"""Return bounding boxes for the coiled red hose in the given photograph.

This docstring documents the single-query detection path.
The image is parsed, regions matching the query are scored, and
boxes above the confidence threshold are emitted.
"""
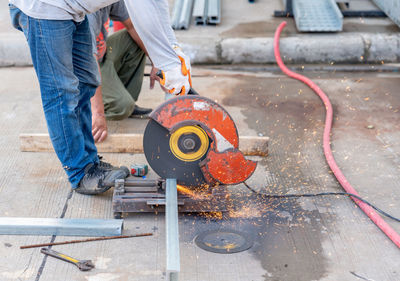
[273,21,400,248]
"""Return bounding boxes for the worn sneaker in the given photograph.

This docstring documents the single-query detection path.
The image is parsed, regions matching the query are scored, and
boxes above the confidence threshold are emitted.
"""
[98,155,115,170]
[98,155,130,175]
[75,163,129,195]
[129,105,152,119]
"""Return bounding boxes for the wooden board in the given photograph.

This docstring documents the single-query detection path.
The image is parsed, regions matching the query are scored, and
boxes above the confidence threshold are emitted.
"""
[19,133,269,156]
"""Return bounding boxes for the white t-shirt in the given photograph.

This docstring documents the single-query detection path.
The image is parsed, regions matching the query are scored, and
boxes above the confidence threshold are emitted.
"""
[9,0,180,70]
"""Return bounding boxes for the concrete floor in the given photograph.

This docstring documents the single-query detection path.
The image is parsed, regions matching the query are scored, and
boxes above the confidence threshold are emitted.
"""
[0,65,399,281]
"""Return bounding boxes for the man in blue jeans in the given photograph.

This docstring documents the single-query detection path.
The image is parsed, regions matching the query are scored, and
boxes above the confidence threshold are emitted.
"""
[9,0,192,195]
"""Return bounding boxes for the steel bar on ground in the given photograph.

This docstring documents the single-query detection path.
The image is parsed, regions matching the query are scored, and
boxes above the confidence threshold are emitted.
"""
[166,178,180,281]
[20,233,152,249]
[207,0,221,24]
[0,218,123,236]
[193,0,207,25]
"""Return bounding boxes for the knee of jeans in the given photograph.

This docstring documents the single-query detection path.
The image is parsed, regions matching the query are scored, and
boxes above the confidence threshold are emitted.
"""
[42,81,80,112]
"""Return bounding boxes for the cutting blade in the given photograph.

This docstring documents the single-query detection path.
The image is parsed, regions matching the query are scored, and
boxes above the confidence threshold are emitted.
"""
[143,119,208,187]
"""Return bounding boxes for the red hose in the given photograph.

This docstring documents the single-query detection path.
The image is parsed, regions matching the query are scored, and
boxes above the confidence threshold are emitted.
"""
[273,21,400,248]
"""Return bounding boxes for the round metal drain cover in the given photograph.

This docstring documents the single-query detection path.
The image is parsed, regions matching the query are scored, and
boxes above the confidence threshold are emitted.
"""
[194,229,253,254]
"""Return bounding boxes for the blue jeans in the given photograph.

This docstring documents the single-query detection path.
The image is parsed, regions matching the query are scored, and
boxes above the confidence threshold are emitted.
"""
[10,5,100,188]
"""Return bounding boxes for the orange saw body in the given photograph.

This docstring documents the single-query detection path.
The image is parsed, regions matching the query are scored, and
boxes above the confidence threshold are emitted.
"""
[143,95,256,188]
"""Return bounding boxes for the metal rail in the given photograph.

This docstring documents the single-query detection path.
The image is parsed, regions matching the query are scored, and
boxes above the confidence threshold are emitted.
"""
[193,0,207,25]
[207,0,221,25]
[193,0,221,25]
[172,0,195,30]
[166,178,180,281]
[171,0,183,29]
[0,217,123,236]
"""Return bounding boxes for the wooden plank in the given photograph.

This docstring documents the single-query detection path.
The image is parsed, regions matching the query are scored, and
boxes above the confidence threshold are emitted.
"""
[19,133,143,153]
[19,133,269,156]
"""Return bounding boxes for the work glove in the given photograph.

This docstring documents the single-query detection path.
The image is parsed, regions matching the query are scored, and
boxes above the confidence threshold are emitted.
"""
[159,46,192,95]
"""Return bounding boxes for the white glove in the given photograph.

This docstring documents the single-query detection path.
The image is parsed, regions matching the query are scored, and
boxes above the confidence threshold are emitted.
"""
[173,45,192,84]
[159,46,192,95]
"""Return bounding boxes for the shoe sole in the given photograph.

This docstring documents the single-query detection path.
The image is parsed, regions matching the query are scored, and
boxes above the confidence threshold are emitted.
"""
[74,185,112,195]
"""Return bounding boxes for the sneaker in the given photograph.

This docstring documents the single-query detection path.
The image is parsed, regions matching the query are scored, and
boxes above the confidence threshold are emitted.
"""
[98,155,130,175]
[129,105,152,119]
[98,155,115,170]
[75,163,129,195]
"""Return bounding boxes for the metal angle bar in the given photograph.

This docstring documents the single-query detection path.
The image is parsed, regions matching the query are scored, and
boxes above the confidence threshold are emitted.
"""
[0,218,123,236]
[207,0,221,25]
[193,0,207,25]
[178,0,194,29]
[172,0,184,29]
[166,178,180,281]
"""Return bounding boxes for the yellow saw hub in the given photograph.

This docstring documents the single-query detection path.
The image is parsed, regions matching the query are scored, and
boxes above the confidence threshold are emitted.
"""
[169,125,209,162]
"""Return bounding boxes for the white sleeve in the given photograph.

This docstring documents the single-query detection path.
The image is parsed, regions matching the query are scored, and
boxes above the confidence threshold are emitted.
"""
[123,0,180,71]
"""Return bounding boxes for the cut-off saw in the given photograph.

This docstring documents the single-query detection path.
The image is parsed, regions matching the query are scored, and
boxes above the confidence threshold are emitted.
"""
[143,94,257,189]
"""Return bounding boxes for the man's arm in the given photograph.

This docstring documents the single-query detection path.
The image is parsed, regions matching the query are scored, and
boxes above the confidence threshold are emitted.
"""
[124,0,191,95]
[90,58,108,143]
[121,18,162,90]
[122,18,147,56]
[123,0,180,71]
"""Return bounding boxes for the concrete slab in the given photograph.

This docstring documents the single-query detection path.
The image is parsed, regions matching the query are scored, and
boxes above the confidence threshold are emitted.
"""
[0,65,400,281]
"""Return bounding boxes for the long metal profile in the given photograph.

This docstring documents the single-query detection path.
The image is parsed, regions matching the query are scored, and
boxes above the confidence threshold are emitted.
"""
[0,218,123,236]
[166,178,180,281]
[177,0,194,29]
[207,0,221,25]
[172,0,194,30]
[171,0,184,29]
[193,0,207,25]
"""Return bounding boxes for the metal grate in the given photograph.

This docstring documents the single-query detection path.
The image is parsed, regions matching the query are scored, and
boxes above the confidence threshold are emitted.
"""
[293,0,343,32]
[372,0,400,28]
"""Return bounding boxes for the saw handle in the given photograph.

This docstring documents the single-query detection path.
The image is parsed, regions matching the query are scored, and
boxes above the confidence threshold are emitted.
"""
[156,70,199,96]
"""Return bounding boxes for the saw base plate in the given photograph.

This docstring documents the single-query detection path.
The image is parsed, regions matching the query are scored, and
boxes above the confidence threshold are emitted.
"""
[112,177,229,218]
